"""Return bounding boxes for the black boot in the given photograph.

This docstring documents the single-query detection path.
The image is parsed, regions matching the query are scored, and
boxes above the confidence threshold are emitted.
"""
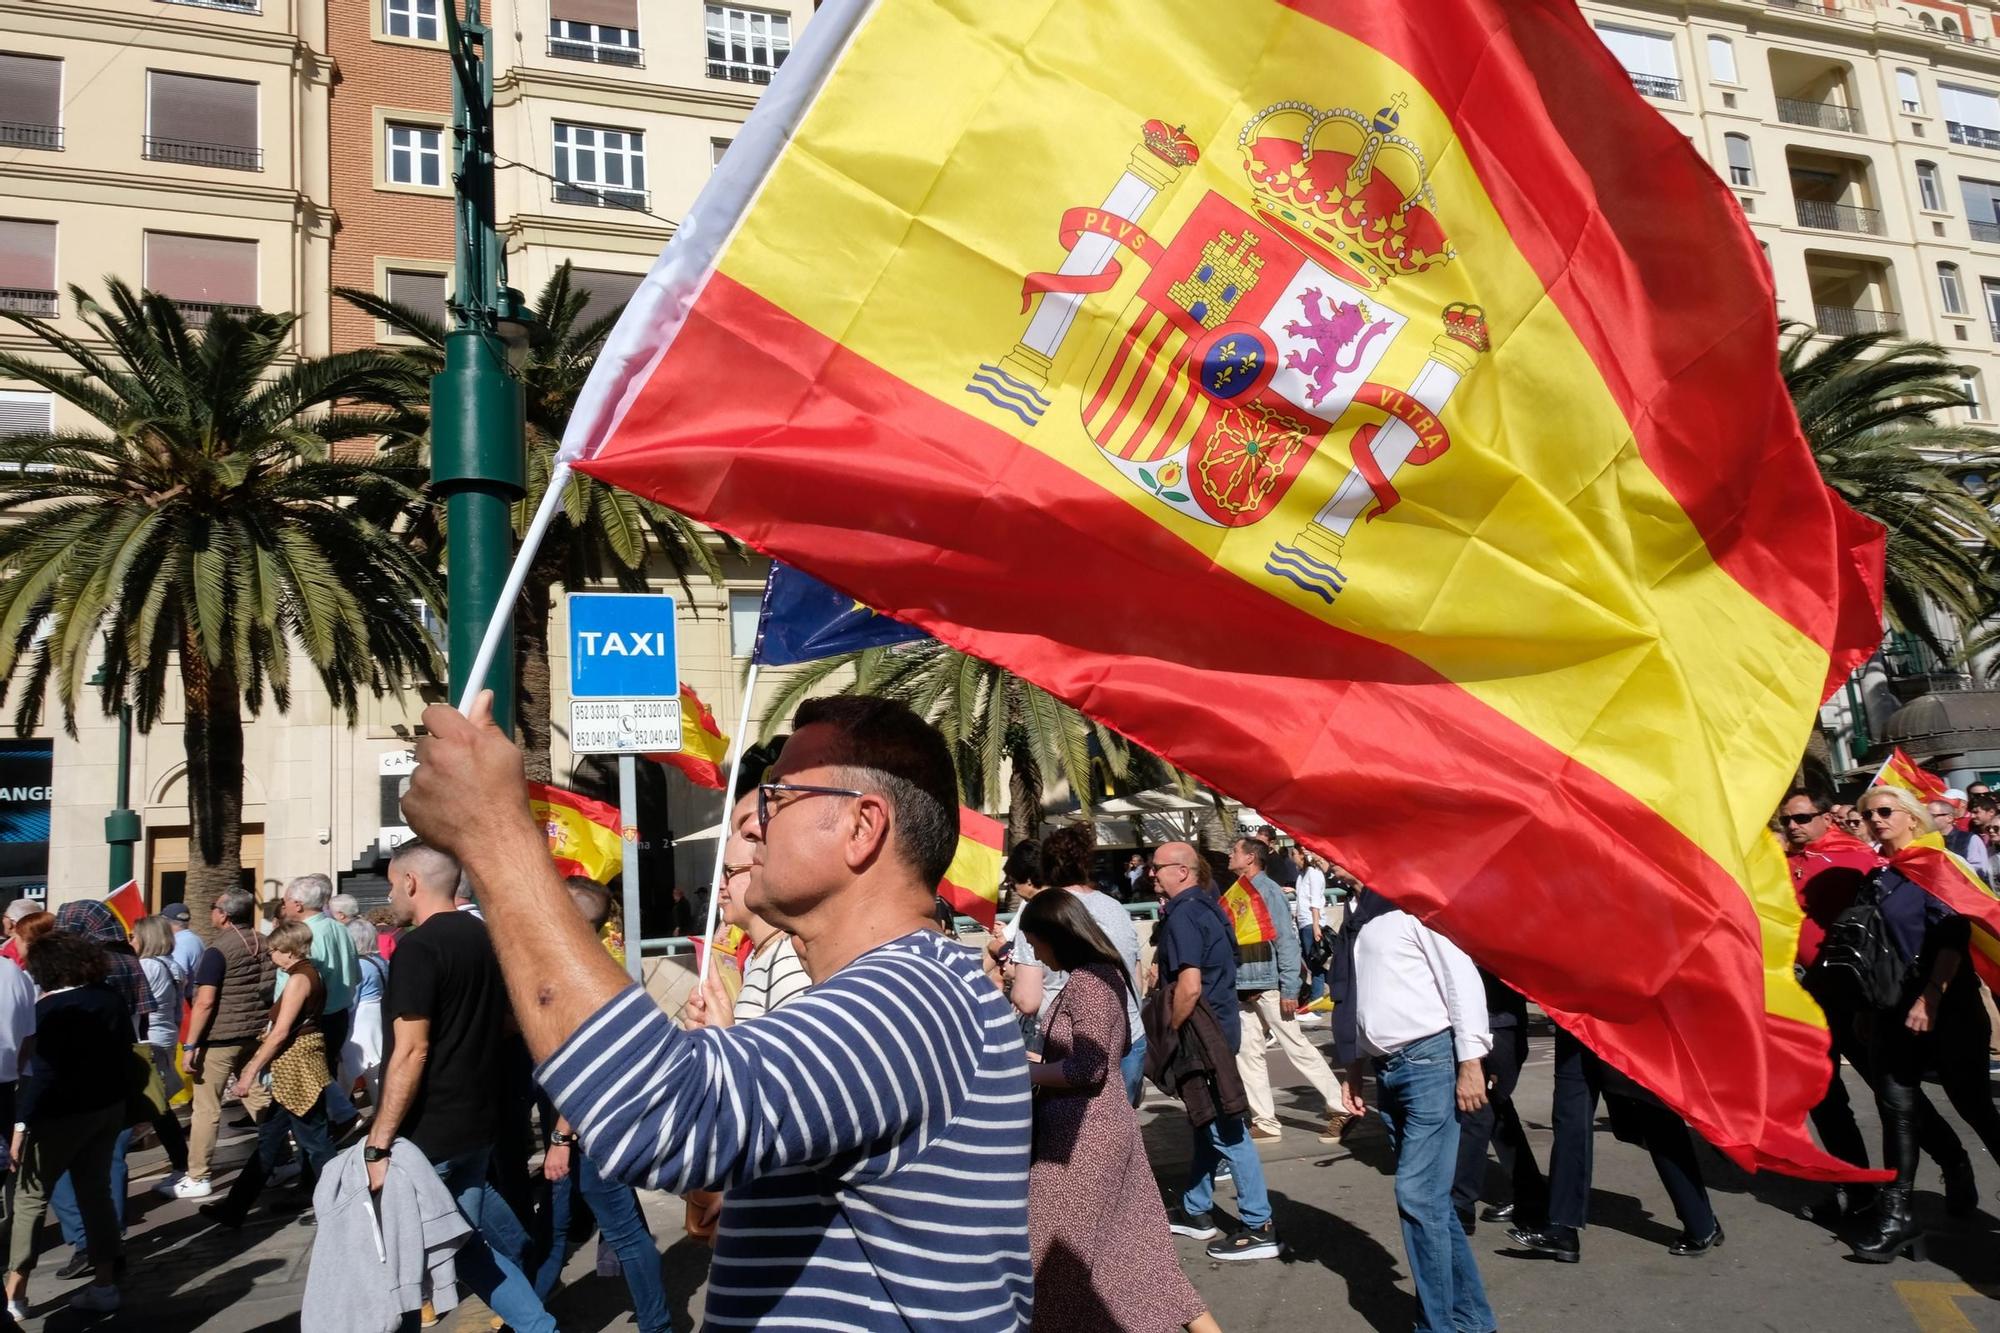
[1849,1187,1925,1263]
[1944,1155,1979,1218]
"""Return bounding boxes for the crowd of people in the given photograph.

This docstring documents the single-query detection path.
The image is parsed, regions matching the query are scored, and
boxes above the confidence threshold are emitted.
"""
[3,693,1999,1330]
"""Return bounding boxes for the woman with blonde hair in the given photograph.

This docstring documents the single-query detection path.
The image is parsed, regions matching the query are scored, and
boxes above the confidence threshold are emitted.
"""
[1843,785,2000,1260]
[131,917,192,1193]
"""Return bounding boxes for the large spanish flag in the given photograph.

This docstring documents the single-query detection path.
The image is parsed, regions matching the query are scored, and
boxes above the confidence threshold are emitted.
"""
[1887,832,2000,991]
[940,808,1004,930]
[559,0,1884,1176]
[1874,747,1949,806]
[528,782,624,885]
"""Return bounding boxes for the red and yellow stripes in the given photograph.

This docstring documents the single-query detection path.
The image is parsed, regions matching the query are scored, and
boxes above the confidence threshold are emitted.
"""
[572,0,1882,1177]
[940,807,1004,930]
[528,782,624,886]
[653,684,731,791]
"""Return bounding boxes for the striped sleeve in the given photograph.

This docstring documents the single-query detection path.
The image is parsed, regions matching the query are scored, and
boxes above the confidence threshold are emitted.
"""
[536,953,985,1195]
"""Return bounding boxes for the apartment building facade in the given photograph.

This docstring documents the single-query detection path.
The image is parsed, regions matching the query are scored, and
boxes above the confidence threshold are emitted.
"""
[0,0,810,917]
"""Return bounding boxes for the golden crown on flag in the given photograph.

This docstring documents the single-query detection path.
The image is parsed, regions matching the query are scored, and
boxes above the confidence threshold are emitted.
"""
[1238,94,1455,289]
[1141,118,1201,169]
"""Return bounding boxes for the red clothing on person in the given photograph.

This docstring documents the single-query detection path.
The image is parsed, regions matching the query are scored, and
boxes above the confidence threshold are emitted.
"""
[375,929,397,961]
[1787,828,1881,968]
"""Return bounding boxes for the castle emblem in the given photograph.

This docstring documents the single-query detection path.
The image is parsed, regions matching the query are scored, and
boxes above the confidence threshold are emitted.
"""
[966,98,1488,602]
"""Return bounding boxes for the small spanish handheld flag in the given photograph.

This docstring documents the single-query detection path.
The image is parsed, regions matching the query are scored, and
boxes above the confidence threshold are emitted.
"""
[1219,877,1279,948]
[653,684,730,790]
[1875,748,1950,806]
[527,782,623,884]
[104,880,145,932]
[939,807,1003,930]
[1888,832,2000,990]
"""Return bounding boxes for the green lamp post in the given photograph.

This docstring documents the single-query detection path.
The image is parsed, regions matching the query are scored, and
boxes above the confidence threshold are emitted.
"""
[87,665,138,893]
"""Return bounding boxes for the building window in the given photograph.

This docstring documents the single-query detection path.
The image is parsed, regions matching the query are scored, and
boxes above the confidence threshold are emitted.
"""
[549,0,641,65]
[385,123,443,188]
[0,390,52,439]
[1962,370,1984,420]
[0,219,57,316]
[1723,133,1754,188]
[385,0,440,41]
[1944,16,1962,37]
[706,5,791,85]
[144,71,261,171]
[728,589,762,658]
[552,122,646,209]
[1706,35,1736,84]
[1899,68,1923,115]
[570,268,642,315]
[1918,160,1944,211]
[1962,177,2000,242]
[1594,24,1681,100]
[712,138,731,172]
[0,54,62,152]
[143,232,257,326]
[385,268,449,327]
[1940,262,1967,315]
[1942,83,2000,150]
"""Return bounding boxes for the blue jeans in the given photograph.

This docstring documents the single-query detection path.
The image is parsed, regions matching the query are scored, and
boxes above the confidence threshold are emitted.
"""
[1183,1112,1272,1229]
[531,1152,668,1333]
[1299,925,1329,1003]
[1375,1030,1494,1333]
[1120,1036,1148,1107]
[426,1147,558,1333]
[54,1126,130,1247]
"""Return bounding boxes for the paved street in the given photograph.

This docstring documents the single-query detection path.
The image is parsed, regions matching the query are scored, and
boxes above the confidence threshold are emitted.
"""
[15,1015,2000,1332]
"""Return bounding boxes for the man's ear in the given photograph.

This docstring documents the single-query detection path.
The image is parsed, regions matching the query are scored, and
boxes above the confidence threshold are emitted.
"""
[845,794,894,871]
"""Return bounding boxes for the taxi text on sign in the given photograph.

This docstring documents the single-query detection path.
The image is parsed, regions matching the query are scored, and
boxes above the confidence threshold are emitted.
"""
[567,593,682,755]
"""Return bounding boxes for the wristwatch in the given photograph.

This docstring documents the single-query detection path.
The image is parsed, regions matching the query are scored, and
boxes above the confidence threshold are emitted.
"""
[363,1145,392,1163]
[549,1131,580,1147]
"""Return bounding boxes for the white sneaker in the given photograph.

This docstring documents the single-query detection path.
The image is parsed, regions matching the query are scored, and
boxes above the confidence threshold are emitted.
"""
[1294,1012,1324,1026]
[6,1298,26,1323]
[152,1171,185,1196]
[1264,1032,1279,1049]
[172,1176,214,1200]
[71,1283,121,1313]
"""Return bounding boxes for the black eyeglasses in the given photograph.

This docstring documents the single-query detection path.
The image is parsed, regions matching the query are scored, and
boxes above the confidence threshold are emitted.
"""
[1781,812,1822,827]
[1150,861,1195,874]
[757,781,865,828]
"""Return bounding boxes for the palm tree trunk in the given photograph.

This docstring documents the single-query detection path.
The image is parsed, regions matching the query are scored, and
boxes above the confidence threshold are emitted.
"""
[517,561,558,785]
[1007,754,1042,847]
[181,644,243,940]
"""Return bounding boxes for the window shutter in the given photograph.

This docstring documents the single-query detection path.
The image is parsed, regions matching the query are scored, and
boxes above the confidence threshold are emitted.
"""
[147,72,259,149]
[550,0,638,27]
[1706,36,1735,84]
[0,54,60,128]
[386,269,449,325]
[1725,136,1752,173]
[0,392,53,439]
[571,268,642,314]
[1596,26,1676,79]
[144,232,257,305]
[0,220,54,291]
[1941,84,2000,131]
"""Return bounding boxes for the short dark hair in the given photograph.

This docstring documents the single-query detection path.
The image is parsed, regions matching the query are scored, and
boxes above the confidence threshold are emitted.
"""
[793,695,960,890]
[1040,825,1095,888]
[1018,888,1129,990]
[1002,840,1041,887]
[1233,835,1271,868]
[1971,794,2000,815]
[1781,787,1832,815]
[25,930,109,992]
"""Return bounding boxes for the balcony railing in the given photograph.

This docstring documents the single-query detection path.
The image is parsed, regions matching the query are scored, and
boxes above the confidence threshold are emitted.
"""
[173,300,260,329]
[160,0,259,10]
[552,181,648,211]
[0,122,61,151]
[1795,198,1885,234]
[1813,303,1901,336]
[0,289,57,317]
[1767,0,1853,13]
[1777,97,1860,133]
[1627,72,1682,100]
[705,59,782,85]
[1949,121,2000,151]
[1973,220,2000,244]
[549,38,642,65]
[142,136,263,171]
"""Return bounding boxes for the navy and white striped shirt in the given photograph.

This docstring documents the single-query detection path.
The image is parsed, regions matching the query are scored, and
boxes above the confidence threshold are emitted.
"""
[538,928,1033,1330]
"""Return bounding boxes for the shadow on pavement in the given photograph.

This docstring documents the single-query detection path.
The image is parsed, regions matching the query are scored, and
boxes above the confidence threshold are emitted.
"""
[1266,1190,1415,1332]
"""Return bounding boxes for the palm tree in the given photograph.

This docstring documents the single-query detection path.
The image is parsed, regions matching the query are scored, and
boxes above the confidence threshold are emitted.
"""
[0,281,441,928]
[759,641,1142,844]
[338,265,724,782]
[1782,322,2000,660]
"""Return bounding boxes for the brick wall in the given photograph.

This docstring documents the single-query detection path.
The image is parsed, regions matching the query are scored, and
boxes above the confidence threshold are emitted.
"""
[326,3,453,354]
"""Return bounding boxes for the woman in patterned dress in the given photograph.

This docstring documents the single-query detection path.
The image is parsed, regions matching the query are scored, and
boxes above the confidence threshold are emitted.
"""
[199,921,338,1228]
[1016,890,1222,1333]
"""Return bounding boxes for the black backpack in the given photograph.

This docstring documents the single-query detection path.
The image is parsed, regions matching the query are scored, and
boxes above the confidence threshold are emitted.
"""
[1808,881,1913,1012]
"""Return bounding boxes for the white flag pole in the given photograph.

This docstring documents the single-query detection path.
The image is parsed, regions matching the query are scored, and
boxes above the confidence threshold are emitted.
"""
[697,661,763,987]
[456,461,572,715]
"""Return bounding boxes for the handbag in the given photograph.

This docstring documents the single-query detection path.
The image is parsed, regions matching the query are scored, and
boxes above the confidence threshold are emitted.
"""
[125,1042,169,1125]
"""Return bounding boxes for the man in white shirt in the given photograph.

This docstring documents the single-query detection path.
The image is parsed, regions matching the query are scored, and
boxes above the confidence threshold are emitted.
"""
[1293,855,1329,1015]
[1334,886,1494,1333]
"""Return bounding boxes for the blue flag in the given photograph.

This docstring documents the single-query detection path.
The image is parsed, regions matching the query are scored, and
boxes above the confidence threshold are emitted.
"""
[754,562,926,666]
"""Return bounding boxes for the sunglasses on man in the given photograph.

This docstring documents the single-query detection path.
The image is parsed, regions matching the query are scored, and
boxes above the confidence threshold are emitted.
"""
[1780,812,1821,827]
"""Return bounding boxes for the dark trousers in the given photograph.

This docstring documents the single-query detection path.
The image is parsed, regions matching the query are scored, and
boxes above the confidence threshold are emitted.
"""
[1452,1023,1547,1218]
[319,1008,351,1086]
[1808,1013,1871,1170]
[1545,1029,1715,1236]
[215,1091,336,1222]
